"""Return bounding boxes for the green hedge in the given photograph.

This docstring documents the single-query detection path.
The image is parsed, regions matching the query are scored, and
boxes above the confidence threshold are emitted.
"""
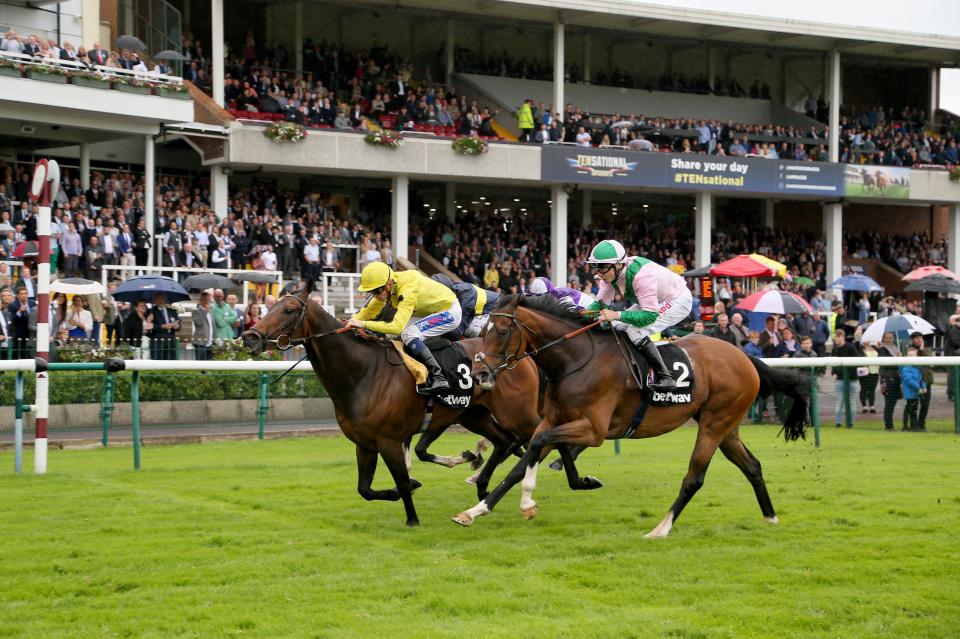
[0,371,327,405]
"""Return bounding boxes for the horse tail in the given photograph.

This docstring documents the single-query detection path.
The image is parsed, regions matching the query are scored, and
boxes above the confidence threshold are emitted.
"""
[748,356,810,442]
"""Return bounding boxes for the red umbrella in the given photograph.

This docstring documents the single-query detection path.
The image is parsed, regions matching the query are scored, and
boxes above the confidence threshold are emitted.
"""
[709,255,779,278]
[901,265,960,282]
[12,240,38,258]
[735,289,813,315]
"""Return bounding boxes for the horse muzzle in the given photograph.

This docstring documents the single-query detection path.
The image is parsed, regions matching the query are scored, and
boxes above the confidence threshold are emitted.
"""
[241,329,264,354]
[472,352,496,390]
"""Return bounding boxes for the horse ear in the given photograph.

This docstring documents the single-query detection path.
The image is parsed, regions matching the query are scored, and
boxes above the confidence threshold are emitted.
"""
[304,277,315,294]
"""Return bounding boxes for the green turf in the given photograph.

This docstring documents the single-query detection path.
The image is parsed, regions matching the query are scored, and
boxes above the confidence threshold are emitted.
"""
[1,427,958,638]
[843,183,910,199]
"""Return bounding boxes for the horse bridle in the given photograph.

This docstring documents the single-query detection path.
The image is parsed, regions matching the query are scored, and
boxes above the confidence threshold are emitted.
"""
[252,294,348,351]
[475,311,602,381]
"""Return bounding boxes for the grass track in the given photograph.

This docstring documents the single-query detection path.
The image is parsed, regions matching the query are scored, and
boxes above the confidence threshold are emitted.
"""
[1,426,958,638]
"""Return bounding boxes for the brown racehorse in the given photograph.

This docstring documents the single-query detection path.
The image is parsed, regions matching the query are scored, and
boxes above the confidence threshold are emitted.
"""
[454,294,809,538]
[241,279,542,526]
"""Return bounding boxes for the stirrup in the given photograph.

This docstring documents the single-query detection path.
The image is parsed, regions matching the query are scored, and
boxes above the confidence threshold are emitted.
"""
[417,375,450,395]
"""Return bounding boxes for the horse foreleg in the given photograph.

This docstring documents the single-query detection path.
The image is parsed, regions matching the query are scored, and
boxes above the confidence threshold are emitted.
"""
[356,445,400,502]
[379,439,420,527]
[557,445,603,490]
[645,428,722,539]
[414,424,476,468]
[452,445,546,526]
[719,434,777,523]
[548,444,586,471]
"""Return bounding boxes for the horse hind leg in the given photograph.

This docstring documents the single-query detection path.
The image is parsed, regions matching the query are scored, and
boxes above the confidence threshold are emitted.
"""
[548,444,586,472]
[645,428,722,539]
[719,434,777,523]
[558,445,603,490]
[414,424,476,469]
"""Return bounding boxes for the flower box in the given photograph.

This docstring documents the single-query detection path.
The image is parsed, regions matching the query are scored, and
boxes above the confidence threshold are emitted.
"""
[27,70,68,84]
[114,82,152,95]
[157,87,192,100]
[0,66,21,78]
[71,75,110,89]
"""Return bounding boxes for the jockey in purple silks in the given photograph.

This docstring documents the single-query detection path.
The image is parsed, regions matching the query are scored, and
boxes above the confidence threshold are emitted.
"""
[527,276,596,310]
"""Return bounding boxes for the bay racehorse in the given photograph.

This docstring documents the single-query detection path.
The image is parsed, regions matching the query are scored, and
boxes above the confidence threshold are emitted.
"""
[454,294,809,537]
[241,279,543,526]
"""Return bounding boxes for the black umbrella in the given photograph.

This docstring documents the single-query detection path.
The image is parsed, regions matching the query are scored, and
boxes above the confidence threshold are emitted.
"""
[682,264,717,278]
[116,35,147,51]
[904,274,960,294]
[113,275,189,303]
[258,95,281,113]
[233,271,277,284]
[183,273,237,291]
[154,49,186,62]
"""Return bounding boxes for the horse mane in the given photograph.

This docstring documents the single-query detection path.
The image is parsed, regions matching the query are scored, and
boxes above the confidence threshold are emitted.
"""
[498,293,591,325]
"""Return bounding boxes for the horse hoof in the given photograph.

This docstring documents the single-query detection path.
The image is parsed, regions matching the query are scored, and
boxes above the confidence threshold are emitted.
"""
[581,476,604,490]
[460,451,477,463]
[643,529,669,539]
[520,505,539,520]
[548,459,564,472]
[764,516,779,525]
[406,519,420,528]
[451,512,474,527]
[410,479,422,492]
[469,454,484,471]
[464,475,478,486]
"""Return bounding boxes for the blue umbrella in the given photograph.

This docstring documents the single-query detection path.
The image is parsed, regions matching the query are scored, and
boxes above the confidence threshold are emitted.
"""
[828,274,883,292]
[112,275,190,303]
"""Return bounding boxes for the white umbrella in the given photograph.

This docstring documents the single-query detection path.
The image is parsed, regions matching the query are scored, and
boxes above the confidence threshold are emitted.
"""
[50,278,105,295]
[860,314,935,343]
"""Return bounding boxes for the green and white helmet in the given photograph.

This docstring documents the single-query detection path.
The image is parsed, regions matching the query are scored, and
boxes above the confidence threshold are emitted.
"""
[586,239,626,265]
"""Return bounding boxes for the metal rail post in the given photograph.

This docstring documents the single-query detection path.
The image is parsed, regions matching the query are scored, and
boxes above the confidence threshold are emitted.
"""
[811,374,820,448]
[955,366,960,434]
[100,372,115,447]
[131,371,141,470]
[14,371,24,474]
[257,372,270,440]
[843,367,852,428]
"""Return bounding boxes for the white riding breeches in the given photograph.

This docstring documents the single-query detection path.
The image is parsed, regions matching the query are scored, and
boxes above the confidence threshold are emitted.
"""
[463,313,489,338]
[400,300,463,345]
[612,288,693,343]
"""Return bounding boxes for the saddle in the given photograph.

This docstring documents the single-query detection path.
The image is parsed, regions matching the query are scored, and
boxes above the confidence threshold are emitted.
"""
[389,337,473,409]
[613,332,695,406]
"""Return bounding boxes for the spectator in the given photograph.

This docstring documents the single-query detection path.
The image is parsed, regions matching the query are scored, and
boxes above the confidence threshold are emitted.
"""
[811,311,831,356]
[945,314,960,401]
[85,235,103,281]
[304,237,321,281]
[707,313,738,346]
[773,327,798,357]
[123,299,153,348]
[728,311,748,347]
[321,239,340,273]
[899,347,927,432]
[758,315,780,357]
[149,293,179,360]
[516,99,534,142]
[191,290,215,361]
[877,331,901,431]
[212,288,239,340]
[742,330,763,358]
[9,286,36,359]
[691,320,704,335]
[244,303,261,331]
[831,329,862,428]
[0,287,12,358]
[906,332,934,430]
[859,341,880,414]
[63,295,93,340]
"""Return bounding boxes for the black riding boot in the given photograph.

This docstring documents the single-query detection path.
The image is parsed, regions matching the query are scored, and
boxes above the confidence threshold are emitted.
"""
[406,338,451,395]
[637,336,677,391]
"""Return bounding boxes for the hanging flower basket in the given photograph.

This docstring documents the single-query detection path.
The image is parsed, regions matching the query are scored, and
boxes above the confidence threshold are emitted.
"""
[949,166,960,183]
[0,61,22,78]
[452,137,489,155]
[26,64,70,83]
[263,121,306,144]
[364,129,403,149]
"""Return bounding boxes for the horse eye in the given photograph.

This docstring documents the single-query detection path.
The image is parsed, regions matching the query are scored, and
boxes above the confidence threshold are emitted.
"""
[284,307,294,315]
[499,329,508,337]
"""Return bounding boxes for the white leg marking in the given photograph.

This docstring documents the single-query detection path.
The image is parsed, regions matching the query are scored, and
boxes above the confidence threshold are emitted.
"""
[519,462,540,512]
[764,515,779,525]
[403,443,412,473]
[644,512,674,539]
[431,454,468,468]
[451,500,490,526]
[464,468,482,485]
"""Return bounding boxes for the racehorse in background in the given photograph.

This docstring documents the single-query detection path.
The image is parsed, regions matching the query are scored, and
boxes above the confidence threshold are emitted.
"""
[241,279,542,526]
[456,294,809,538]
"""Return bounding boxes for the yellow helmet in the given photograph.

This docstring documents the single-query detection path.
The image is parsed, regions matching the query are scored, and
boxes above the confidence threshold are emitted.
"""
[358,261,393,292]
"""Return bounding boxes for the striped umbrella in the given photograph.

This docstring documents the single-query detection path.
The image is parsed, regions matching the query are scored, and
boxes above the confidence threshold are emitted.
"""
[735,289,813,315]
[902,265,960,282]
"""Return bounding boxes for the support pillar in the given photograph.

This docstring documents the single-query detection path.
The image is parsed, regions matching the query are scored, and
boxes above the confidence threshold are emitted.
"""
[550,185,568,286]
[581,189,592,229]
[211,0,225,107]
[828,50,841,163]
[391,176,409,262]
[210,166,228,222]
[948,204,960,276]
[79,142,90,191]
[706,46,715,92]
[445,183,456,224]
[823,203,843,289]
[695,192,712,269]
[446,20,455,87]
[144,135,155,267]
[582,33,591,83]
[294,1,304,75]
[764,199,776,229]
[929,67,940,125]
[553,21,565,117]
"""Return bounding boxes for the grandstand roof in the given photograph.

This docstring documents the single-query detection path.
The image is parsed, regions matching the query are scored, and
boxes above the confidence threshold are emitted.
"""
[285,0,960,66]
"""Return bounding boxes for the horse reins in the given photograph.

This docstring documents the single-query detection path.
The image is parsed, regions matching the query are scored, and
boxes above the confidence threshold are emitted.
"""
[475,311,602,379]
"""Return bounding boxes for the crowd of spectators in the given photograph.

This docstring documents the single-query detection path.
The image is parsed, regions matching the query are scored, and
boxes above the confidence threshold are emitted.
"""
[837,105,959,167]
[1,29,175,74]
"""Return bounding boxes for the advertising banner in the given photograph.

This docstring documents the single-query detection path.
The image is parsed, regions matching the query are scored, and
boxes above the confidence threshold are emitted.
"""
[842,165,911,199]
[541,146,846,197]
